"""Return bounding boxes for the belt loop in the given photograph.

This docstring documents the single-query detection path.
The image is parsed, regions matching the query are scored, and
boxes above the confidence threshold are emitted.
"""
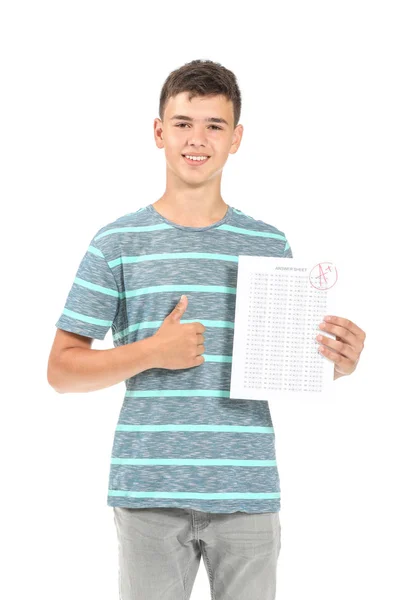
[191,509,197,539]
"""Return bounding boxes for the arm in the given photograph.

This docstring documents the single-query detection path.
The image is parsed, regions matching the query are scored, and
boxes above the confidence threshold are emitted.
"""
[334,371,344,381]
[48,335,158,394]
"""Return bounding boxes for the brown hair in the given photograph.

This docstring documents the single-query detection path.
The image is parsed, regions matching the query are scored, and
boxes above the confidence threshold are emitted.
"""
[159,59,242,129]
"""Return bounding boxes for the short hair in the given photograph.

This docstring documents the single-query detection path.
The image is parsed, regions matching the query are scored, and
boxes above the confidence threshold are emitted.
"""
[159,59,242,129]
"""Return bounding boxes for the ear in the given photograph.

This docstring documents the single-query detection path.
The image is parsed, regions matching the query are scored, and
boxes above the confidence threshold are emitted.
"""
[230,124,244,155]
[154,118,164,149]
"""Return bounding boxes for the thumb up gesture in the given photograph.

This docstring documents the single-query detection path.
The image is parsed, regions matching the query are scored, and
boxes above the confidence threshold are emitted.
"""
[151,295,206,370]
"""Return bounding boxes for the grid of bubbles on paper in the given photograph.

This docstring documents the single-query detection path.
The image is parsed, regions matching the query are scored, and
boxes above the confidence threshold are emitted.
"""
[244,271,328,392]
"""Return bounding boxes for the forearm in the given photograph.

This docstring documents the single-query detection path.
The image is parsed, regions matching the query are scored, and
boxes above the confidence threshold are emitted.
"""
[334,371,345,381]
[50,336,158,394]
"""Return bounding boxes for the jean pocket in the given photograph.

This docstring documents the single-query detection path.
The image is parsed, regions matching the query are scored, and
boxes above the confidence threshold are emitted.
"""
[214,512,280,560]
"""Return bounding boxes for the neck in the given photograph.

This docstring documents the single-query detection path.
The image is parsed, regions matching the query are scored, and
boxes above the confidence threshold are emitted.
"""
[152,193,229,227]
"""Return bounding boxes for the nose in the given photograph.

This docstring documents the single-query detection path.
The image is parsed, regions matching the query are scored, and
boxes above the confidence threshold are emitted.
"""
[187,123,208,147]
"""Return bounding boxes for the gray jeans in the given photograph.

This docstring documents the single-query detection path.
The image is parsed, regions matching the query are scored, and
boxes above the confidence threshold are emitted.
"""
[113,507,281,600]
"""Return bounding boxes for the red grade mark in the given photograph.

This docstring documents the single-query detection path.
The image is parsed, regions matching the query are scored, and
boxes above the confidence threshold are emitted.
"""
[309,262,338,291]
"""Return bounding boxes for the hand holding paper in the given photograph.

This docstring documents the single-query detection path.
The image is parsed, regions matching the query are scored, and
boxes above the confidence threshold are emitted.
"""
[315,315,366,379]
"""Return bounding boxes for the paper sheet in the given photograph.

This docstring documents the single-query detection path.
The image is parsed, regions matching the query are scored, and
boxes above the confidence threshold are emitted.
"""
[229,256,338,400]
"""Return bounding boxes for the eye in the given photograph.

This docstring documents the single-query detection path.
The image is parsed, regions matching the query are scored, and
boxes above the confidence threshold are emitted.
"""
[175,124,222,130]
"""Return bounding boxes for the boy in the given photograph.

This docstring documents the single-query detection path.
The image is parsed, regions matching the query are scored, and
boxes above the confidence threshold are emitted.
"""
[48,59,365,600]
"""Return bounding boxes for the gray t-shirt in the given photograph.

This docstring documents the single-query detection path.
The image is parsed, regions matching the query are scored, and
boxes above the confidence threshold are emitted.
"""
[55,203,293,513]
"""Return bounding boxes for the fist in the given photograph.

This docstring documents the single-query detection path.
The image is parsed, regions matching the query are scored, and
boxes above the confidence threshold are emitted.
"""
[151,295,206,370]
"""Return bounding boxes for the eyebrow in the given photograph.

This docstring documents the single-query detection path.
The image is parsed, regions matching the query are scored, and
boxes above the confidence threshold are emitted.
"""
[170,114,229,126]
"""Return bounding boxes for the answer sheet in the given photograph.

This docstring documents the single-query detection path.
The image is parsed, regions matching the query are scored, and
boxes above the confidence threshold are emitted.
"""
[229,256,338,401]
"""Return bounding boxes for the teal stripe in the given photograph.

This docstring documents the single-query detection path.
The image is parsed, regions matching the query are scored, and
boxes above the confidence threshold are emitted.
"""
[109,252,239,268]
[125,390,231,398]
[123,284,236,299]
[115,424,274,433]
[108,491,281,500]
[202,355,232,363]
[95,224,171,239]
[113,319,234,341]
[72,282,238,303]
[74,277,119,297]
[219,224,286,239]
[87,245,103,257]
[95,223,285,241]
[110,458,277,466]
[62,307,113,327]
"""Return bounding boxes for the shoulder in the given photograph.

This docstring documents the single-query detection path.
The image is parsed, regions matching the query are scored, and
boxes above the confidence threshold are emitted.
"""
[231,206,287,239]
[89,206,150,253]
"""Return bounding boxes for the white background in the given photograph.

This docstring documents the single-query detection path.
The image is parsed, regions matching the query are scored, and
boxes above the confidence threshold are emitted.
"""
[1,1,399,599]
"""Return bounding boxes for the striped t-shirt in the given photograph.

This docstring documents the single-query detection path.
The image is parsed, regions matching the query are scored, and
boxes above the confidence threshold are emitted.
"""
[55,203,293,513]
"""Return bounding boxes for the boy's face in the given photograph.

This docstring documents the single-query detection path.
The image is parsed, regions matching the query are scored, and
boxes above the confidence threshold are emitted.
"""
[154,91,243,185]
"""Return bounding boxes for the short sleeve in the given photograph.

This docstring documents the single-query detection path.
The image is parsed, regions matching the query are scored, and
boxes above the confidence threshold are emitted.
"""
[55,239,120,340]
[282,236,293,258]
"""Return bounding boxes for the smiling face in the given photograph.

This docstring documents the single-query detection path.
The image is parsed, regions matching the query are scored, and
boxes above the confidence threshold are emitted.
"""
[154,91,243,187]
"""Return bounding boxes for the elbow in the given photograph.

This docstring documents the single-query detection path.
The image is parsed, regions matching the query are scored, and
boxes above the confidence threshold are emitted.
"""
[47,361,65,394]
[50,383,65,394]
[47,375,65,394]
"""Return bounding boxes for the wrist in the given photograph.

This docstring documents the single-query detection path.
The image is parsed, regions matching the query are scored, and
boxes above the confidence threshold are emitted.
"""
[142,335,162,370]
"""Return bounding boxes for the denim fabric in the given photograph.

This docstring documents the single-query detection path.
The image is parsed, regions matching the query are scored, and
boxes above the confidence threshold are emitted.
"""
[113,506,281,599]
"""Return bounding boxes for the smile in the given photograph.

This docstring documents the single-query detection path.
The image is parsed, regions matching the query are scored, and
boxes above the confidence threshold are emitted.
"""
[182,155,210,166]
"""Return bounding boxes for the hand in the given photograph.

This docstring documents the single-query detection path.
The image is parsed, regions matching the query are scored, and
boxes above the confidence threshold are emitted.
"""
[316,316,366,380]
[151,295,206,370]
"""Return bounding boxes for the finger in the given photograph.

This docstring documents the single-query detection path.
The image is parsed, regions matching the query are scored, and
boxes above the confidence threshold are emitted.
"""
[324,316,366,342]
[318,344,356,373]
[317,334,359,362]
[319,321,361,354]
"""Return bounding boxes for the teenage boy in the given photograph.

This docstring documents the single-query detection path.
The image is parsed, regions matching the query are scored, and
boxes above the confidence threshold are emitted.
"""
[48,59,366,600]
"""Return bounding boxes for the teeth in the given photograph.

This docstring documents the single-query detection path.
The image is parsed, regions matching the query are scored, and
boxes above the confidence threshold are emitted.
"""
[185,155,208,161]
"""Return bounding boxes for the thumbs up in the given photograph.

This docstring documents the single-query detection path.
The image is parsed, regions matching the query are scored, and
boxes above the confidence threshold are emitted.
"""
[151,295,206,370]
[169,294,189,322]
